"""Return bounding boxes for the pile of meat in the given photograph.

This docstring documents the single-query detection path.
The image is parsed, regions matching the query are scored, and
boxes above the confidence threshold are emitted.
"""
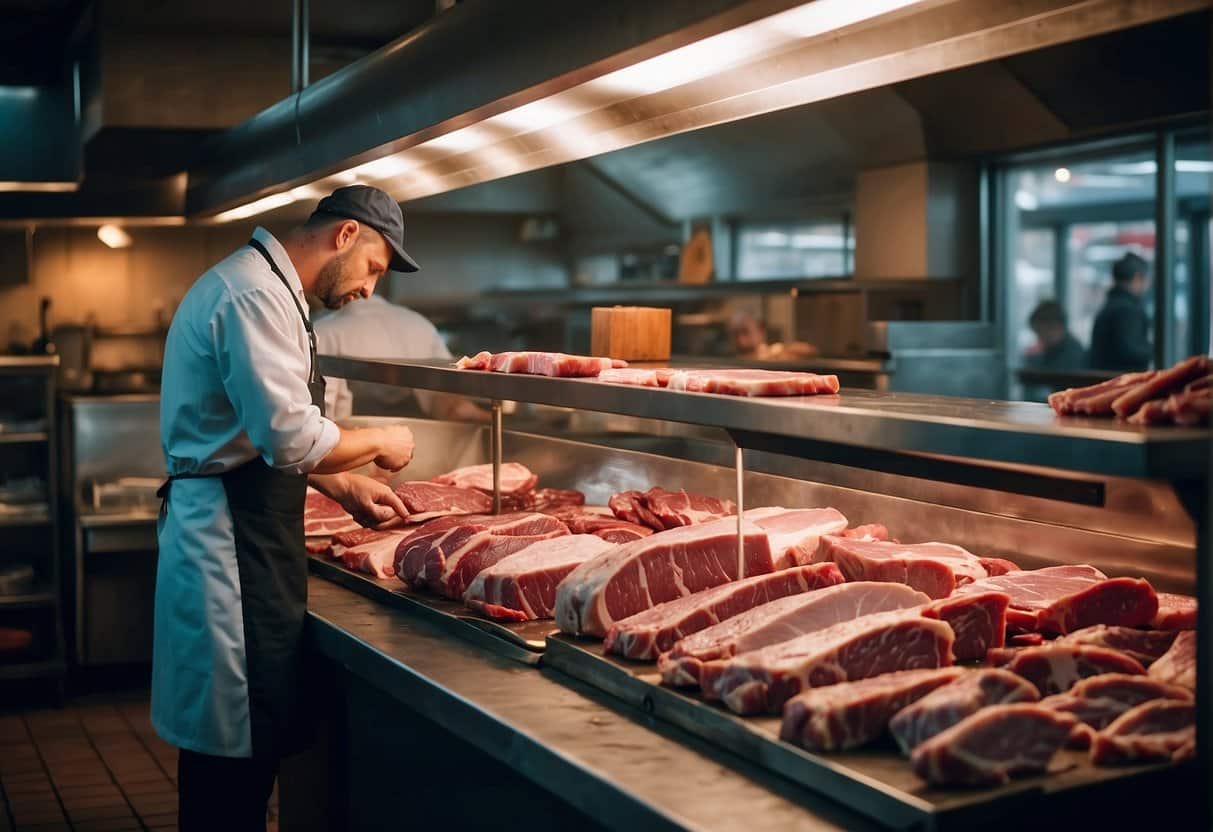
[1049,354,1210,425]
[455,350,840,397]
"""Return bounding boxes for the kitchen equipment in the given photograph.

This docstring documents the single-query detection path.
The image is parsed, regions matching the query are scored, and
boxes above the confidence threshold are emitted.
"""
[590,305,671,360]
[0,565,35,596]
[677,228,713,284]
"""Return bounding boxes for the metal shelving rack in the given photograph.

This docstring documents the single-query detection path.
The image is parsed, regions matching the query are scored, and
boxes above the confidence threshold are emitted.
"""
[0,356,65,698]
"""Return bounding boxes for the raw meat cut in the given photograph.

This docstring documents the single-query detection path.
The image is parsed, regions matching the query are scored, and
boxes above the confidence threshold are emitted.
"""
[1148,630,1195,690]
[392,481,492,520]
[889,669,1040,754]
[304,488,360,536]
[1055,625,1178,666]
[603,563,844,660]
[1166,385,1211,425]
[462,534,615,621]
[608,487,736,531]
[1004,644,1146,695]
[554,516,775,637]
[745,507,848,569]
[813,536,987,599]
[1151,592,1196,630]
[596,367,675,387]
[780,668,965,752]
[1089,699,1195,765]
[978,557,1020,576]
[543,507,652,543]
[1009,632,1045,647]
[455,350,626,377]
[659,582,929,688]
[327,528,410,579]
[1110,354,1210,418]
[1041,673,1193,747]
[501,488,586,513]
[839,524,890,541]
[305,539,330,555]
[952,565,1158,634]
[432,462,538,495]
[985,646,1030,666]
[395,512,569,599]
[921,591,1010,661]
[910,704,1077,786]
[666,368,839,397]
[1049,370,1156,416]
[704,610,954,715]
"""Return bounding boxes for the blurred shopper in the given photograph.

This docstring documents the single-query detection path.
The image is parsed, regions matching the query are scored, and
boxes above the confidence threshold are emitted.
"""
[1089,252,1152,371]
[725,310,817,360]
[1024,300,1087,372]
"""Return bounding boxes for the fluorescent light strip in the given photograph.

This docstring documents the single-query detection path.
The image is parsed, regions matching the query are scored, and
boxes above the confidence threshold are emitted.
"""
[0,180,80,192]
[97,224,132,249]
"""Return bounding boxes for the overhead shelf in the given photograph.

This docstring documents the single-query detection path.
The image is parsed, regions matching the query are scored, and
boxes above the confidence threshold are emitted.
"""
[0,590,57,610]
[319,357,1210,481]
[0,505,51,528]
[0,432,49,445]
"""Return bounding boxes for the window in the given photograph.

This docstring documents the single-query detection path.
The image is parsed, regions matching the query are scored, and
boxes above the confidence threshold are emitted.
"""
[735,219,853,280]
[1174,130,1211,358]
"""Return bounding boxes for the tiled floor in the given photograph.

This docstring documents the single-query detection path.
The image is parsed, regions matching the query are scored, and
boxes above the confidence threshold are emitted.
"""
[0,691,278,832]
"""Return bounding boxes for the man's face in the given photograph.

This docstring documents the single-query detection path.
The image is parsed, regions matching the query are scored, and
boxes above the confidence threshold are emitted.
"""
[314,224,391,310]
[1033,321,1065,349]
[1129,271,1151,298]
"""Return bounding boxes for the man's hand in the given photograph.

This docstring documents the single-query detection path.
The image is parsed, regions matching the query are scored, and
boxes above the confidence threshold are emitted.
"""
[374,424,415,472]
[332,473,409,529]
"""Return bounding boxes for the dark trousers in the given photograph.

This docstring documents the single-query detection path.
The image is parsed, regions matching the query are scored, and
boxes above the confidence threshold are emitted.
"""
[178,748,278,832]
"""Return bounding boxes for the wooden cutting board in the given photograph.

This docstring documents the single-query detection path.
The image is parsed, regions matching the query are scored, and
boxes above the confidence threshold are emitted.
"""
[591,306,672,361]
[678,228,713,284]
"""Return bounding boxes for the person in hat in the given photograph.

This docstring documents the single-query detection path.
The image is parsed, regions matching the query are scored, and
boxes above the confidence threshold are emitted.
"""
[1089,251,1153,371]
[155,185,421,830]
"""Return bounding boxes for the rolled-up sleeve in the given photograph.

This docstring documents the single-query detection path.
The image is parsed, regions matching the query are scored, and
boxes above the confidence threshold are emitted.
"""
[212,287,340,474]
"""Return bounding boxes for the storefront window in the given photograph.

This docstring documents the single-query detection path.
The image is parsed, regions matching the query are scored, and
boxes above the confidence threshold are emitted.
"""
[736,220,853,280]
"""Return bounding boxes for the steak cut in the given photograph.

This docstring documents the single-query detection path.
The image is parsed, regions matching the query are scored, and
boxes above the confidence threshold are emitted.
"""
[1055,625,1178,666]
[814,536,987,599]
[780,668,965,752]
[839,524,891,542]
[952,565,1158,634]
[596,367,676,387]
[304,488,360,536]
[462,534,615,621]
[745,507,848,569]
[1004,644,1146,695]
[608,487,736,531]
[392,481,492,519]
[542,507,653,543]
[1041,673,1193,748]
[603,563,844,661]
[978,557,1020,576]
[1089,699,1195,765]
[666,368,839,397]
[659,582,930,688]
[1151,592,1197,630]
[921,592,1010,662]
[910,704,1076,786]
[889,669,1040,754]
[501,488,586,513]
[554,516,776,637]
[395,512,569,598]
[455,350,626,376]
[327,528,411,579]
[432,462,538,495]
[1148,630,1195,690]
[704,610,954,715]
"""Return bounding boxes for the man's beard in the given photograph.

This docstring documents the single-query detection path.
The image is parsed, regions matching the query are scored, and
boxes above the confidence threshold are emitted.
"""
[315,250,356,309]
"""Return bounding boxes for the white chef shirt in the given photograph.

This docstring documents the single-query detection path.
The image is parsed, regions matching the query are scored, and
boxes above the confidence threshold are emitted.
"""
[314,294,451,420]
[160,226,340,476]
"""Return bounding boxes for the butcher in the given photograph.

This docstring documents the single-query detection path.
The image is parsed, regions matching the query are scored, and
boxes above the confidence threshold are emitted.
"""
[154,185,419,831]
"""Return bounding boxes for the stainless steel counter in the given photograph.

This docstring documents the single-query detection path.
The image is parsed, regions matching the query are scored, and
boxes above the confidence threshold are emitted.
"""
[304,577,875,832]
[319,357,1209,479]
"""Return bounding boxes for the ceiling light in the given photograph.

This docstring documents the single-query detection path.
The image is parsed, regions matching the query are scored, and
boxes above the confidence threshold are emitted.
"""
[97,224,132,248]
[1014,190,1038,211]
[0,180,79,192]
[1054,167,1071,183]
[347,155,417,180]
[0,86,37,101]
[212,191,298,222]
[1177,160,1213,173]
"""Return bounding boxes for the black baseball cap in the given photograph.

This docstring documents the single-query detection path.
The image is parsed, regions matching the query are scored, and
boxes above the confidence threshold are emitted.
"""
[312,184,420,273]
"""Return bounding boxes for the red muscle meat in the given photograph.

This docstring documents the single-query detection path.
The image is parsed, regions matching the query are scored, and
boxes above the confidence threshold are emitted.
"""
[542,507,652,543]
[596,367,676,387]
[1049,370,1156,415]
[839,524,891,541]
[462,534,615,621]
[745,507,848,569]
[952,565,1158,634]
[1110,354,1210,418]
[1040,673,1193,748]
[432,462,538,495]
[1004,644,1146,695]
[327,528,411,579]
[603,563,844,660]
[607,487,736,531]
[659,582,929,688]
[501,488,586,513]
[304,488,360,536]
[392,481,492,520]
[394,512,569,599]
[554,516,776,638]
[704,610,954,715]
[978,557,1020,576]
[921,591,1010,661]
[814,536,987,599]
[1148,630,1195,690]
[1055,625,1178,666]
[1151,592,1197,630]
[1089,699,1195,765]
[455,350,626,376]
[889,669,1040,754]
[910,704,1076,786]
[780,668,965,752]
[666,368,839,397]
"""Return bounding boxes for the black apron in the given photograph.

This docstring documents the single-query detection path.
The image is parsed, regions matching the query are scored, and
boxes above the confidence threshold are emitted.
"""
[160,238,326,759]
